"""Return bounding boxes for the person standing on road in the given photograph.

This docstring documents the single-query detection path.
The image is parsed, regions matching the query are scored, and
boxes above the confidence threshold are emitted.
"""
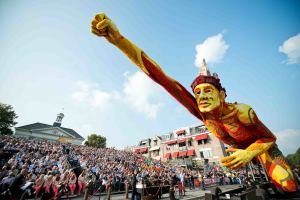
[106,175,112,200]
[169,171,178,200]
[131,171,138,200]
[179,171,185,196]
[124,173,130,199]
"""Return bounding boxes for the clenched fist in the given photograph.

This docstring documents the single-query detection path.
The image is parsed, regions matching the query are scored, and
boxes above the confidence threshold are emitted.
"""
[91,13,122,44]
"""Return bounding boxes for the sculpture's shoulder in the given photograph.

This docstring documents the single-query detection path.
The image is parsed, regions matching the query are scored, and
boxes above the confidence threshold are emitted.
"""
[233,103,256,126]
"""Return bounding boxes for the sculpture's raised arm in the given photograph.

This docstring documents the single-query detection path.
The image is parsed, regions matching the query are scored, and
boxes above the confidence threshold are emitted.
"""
[91,13,202,121]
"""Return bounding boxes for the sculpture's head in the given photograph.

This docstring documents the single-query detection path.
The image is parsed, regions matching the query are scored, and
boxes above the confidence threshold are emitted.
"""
[191,60,226,113]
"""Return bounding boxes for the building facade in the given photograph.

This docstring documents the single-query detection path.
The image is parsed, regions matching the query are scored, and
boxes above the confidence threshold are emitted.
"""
[14,113,84,145]
[134,138,151,157]
[133,124,227,165]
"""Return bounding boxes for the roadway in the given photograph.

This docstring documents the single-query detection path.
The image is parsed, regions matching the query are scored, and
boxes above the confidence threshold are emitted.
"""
[63,185,300,200]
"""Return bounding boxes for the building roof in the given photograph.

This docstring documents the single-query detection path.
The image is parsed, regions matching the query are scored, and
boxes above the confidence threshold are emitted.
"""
[17,122,84,140]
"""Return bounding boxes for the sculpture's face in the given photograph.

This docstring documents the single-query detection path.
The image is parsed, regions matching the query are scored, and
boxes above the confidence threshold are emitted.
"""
[194,83,222,113]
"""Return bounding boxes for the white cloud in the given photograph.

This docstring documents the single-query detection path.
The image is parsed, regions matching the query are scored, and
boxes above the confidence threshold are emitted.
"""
[76,124,92,138]
[71,81,90,102]
[123,71,163,119]
[90,90,116,108]
[275,129,300,155]
[71,73,165,119]
[123,71,130,78]
[278,33,300,64]
[71,81,117,109]
[195,33,229,67]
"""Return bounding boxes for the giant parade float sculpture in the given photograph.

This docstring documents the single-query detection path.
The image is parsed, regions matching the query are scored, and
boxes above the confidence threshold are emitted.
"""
[90,13,298,197]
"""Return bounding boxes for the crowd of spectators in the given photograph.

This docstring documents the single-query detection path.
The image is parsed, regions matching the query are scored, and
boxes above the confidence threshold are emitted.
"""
[0,136,198,199]
[1,135,299,200]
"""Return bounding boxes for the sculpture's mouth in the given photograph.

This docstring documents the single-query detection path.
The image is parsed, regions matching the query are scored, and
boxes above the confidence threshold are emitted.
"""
[199,102,210,107]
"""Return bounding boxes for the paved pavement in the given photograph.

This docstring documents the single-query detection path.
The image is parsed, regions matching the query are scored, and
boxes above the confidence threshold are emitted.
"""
[68,185,242,200]
[63,185,300,200]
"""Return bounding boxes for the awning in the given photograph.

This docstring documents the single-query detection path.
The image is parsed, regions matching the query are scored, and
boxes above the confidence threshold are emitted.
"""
[194,134,208,141]
[165,140,177,145]
[187,149,195,156]
[149,146,160,151]
[173,152,179,158]
[176,130,185,135]
[165,153,171,159]
[139,147,148,153]
[177,138,187,143]
[134,149,140,153]
[179,151,187,157]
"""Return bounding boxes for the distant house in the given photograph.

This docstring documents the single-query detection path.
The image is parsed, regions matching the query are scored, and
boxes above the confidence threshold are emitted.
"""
[134,138,151,157]
[133,124,227,166]
[149,135,162,160]
[14,113,84,145]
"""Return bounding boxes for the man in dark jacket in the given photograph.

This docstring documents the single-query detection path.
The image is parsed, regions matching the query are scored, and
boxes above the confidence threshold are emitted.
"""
[131,171,138,200]
[170,172,179,200]
[9,169,27,199]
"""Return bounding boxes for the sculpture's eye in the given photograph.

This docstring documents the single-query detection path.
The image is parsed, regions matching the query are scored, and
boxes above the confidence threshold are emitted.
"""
[194,89,201,95]
[205,88,212,94]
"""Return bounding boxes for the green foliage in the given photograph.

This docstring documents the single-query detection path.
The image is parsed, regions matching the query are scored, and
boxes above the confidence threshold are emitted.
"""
[286,148,300,167]
[85,133,106,148]
[0,103,18,135]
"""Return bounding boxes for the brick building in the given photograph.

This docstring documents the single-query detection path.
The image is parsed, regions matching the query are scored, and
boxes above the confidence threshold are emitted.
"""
[133,124,227,166]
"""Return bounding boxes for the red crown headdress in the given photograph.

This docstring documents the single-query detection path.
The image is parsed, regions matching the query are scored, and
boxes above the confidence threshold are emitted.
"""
[191,59,226,95]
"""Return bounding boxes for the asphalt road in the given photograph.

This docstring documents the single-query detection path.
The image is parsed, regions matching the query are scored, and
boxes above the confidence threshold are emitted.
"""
[65,185,300,200]
[65,185,246,200]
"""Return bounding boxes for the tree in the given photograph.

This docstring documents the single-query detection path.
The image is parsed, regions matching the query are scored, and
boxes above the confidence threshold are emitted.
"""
[286,148,300,167]
[0,103,18,135]
[85,133,106,148]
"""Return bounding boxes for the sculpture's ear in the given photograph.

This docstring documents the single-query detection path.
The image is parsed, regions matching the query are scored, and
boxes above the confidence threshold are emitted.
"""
[220,90,226,102]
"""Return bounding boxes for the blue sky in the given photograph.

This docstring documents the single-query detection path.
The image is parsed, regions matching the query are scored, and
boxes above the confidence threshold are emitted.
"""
[0,0,299,155]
